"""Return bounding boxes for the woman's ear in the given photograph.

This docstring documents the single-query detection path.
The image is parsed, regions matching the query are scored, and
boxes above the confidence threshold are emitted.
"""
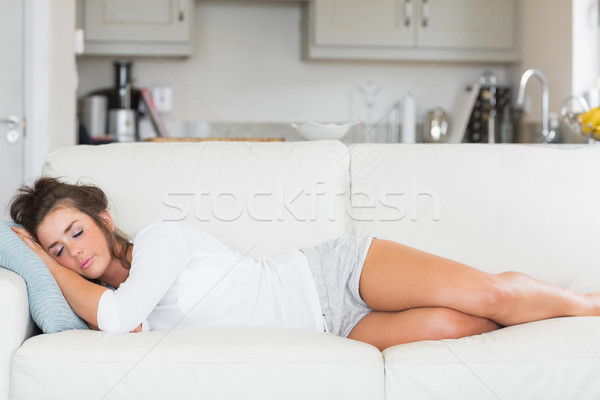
[98,210,116,232]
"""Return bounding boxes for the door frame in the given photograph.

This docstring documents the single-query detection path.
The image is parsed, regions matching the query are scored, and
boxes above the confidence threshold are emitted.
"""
[24,0,77,182]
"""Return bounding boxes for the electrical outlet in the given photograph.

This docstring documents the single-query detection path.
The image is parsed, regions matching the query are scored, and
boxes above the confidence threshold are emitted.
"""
[152,85,173,114]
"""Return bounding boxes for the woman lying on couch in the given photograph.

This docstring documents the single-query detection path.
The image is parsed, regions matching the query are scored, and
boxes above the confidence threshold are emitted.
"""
[10,177,600,351]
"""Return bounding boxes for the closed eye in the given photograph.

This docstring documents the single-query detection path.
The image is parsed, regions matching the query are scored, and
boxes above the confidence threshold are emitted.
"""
[55,230,82,258]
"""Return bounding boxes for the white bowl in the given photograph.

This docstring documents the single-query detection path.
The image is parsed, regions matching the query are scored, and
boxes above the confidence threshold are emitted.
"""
[291,121,357,141]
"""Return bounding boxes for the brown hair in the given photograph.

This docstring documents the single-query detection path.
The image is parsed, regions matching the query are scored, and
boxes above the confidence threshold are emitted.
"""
[10,177,131,269]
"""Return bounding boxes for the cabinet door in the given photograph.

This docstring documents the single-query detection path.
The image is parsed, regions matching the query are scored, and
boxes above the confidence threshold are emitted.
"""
[82,0,193,56]
[416,0,514,49]
[313,0,414,47]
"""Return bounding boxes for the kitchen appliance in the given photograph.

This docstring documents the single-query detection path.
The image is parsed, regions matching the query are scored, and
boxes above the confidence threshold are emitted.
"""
[109,109,136,142]
[84,60,142,142]
[108,78,136,142]
[80,95,107,138]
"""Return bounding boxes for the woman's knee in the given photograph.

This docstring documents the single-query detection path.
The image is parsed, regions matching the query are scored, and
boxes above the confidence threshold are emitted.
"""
[480,271,524,319]
[427,308,498,339]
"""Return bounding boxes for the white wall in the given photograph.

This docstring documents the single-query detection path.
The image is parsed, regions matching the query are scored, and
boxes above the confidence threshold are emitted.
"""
[511,0,571,123]
[512,0,600,124]
[572,0,600,101]
[76,0,510,128]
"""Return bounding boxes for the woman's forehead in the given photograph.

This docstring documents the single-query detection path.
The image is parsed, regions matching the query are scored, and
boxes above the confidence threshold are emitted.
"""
[37,207,86,240]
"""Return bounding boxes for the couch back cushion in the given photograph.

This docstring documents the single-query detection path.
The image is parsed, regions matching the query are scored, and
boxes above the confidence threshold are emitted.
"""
[350,144,600,293]
[42,141,351,257]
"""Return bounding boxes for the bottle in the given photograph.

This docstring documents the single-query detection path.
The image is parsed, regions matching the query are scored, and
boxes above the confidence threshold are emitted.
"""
[401,93,416,143]
[499,106,513,143]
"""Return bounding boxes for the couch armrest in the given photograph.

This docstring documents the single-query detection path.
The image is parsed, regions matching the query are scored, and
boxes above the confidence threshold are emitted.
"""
[0,269,36,400]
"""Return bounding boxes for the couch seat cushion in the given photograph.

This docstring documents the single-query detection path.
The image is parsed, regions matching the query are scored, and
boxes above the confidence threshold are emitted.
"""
[383,317,600,399]
[11,327,383,400]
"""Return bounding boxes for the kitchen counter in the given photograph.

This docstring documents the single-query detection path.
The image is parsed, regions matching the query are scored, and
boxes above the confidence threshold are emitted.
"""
[138,120,591,145]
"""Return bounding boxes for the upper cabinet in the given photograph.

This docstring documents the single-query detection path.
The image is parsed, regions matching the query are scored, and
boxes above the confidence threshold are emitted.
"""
[80,0,194,57]
[306,0,519,62]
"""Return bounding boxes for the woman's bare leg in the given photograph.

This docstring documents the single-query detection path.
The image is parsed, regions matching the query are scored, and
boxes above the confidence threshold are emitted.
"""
[347,308,501,351]
[359,239,600,327]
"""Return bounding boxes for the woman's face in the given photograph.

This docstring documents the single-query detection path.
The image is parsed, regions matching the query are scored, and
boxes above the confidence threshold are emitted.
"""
[36,206,114,279]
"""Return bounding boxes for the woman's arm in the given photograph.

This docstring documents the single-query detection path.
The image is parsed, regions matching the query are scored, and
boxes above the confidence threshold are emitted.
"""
[96,222,190,333]
[12,226,108,328]
[45,261,107,327]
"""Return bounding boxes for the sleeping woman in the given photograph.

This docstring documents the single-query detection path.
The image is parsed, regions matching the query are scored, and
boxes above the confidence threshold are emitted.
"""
[10,177,600,351]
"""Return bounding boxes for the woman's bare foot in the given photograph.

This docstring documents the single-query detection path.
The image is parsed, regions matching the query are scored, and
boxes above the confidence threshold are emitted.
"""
[584,292,600,315]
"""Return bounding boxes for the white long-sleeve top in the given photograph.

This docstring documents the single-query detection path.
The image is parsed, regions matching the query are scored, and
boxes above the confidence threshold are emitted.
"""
[97,221,324,333]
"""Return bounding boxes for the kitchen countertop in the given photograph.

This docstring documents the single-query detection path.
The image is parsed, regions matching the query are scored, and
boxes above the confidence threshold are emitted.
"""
[138,119,590,145]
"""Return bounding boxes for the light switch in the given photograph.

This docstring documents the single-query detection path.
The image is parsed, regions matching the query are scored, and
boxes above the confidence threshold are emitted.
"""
[152,85,173,114]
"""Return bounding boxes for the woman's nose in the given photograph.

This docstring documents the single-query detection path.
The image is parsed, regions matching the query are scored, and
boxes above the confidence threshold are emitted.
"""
[68,244,83,257]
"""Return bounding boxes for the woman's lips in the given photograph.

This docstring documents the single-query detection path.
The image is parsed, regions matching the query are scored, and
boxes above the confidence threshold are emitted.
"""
[80,256,94,270]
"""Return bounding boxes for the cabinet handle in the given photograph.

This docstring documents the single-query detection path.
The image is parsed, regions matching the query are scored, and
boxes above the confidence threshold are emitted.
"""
[421,0,429,27]
[404,0,412,27]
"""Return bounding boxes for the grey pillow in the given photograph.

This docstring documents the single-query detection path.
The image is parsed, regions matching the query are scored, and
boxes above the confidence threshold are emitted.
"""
[0,221,88,333]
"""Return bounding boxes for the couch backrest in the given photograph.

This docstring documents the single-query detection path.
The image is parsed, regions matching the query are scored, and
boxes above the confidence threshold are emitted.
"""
[350,143,600,293]
[42,141,352,257]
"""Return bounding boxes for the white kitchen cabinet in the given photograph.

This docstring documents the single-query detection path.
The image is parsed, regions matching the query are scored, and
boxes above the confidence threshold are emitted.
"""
[417,0,514,49]
[81,0,194,57]
[313,0,414,47]
[306,0,519,62]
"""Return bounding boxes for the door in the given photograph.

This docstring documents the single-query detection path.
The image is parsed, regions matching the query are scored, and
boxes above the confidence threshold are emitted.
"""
[0,0,24,219]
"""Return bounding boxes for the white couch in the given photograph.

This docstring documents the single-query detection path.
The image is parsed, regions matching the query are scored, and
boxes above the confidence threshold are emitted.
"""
[3,141,600,399]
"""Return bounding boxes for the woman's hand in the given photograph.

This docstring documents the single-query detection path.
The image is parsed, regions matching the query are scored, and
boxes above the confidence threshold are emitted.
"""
[12,226,108,329]
[12,226,56,267]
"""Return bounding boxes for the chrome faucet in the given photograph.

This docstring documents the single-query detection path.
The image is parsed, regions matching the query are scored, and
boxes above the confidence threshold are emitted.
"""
[516,68,554,143]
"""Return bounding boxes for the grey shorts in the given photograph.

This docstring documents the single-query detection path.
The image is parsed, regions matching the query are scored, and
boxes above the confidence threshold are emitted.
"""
[301,235,376,337]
